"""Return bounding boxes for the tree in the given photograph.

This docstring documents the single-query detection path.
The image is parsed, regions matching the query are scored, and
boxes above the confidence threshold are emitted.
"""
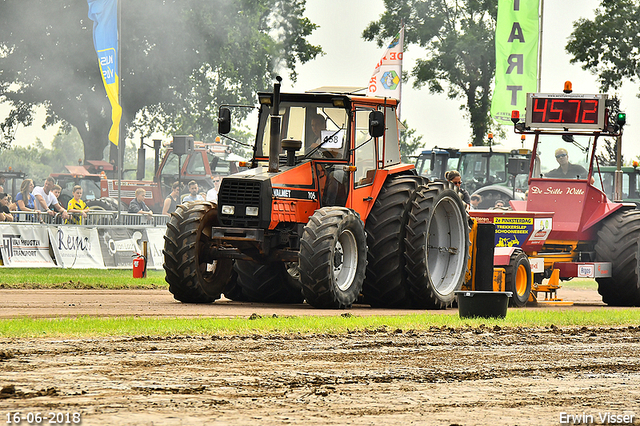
[0,129,85,185]
[0,0,322,161]
[399,120,424,163]
[566,0,640,93]
[363,0,497,146]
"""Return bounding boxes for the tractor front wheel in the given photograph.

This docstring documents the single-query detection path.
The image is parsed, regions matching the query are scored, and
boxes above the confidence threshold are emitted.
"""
[504,250,532,307]
[299,207,367,308]
[595,209,640,306]
[163,202,233,303]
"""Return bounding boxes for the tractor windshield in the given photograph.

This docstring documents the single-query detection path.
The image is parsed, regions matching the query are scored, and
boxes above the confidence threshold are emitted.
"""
[257,102,349,159]
[534,134,592,180]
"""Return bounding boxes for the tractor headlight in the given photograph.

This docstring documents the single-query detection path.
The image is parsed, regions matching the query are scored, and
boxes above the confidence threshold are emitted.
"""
[246,206,259,216]
[221,205,235,215]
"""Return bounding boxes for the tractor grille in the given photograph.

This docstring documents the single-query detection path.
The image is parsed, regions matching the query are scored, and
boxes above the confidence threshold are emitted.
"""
[219,180,262,228]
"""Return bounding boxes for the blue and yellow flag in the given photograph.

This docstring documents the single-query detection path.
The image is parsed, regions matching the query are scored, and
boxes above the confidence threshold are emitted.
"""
[87,0,121,146]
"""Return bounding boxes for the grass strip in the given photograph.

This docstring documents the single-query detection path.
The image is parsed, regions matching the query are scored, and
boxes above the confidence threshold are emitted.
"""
[1,309,639,339]
[0,269,167,289]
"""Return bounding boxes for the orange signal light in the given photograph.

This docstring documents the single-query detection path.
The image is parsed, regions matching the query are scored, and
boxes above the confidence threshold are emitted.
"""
[521,135,526,141]
[487,133,493,140]
[238,161,249,168]
[564,81,573,93]
[633,160,639,168]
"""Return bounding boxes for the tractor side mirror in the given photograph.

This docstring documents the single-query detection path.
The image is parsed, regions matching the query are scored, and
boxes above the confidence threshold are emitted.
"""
[369,111,385,138]
[218,107,231,134]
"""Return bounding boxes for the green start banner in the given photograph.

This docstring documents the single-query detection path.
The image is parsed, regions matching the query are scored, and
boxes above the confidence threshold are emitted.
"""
[491,0,539,125]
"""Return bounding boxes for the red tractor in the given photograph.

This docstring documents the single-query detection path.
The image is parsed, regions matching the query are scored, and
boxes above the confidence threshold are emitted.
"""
[470,83,640,306]
[163,78,472,308]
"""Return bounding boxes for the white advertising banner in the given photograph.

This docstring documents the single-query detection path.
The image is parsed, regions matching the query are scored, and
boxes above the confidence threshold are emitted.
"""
[48,226,106,269]
[144,227,165,271]
[0,225,57,268]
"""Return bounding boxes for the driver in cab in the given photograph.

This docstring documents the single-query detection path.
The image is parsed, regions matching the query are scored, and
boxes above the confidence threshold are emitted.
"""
[308,114,340,159]
[546,147,594,183]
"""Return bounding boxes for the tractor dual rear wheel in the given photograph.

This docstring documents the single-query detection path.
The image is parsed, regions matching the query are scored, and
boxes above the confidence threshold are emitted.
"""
[163,202,233,303]
[300,207,367,308]
[404,182,470,309]
[363,174,426,307]
[595,209,640,306]
[233,261,304,304]
[505,250,532,307]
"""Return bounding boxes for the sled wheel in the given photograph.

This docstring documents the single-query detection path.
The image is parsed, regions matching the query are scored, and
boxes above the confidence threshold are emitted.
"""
[505,250,532,307]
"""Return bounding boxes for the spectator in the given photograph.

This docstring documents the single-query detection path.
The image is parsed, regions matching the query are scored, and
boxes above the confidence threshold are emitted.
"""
[470,194,482,210]
[52,184,62,200]
[7,194,17,212]
[491,199,509,210]
[15,179,37,212]
[183,180,204,202]
[162,181,181,216]
[0,192,13,222]
[128,187,153,219]
[445,170,471,207]
[206,175,221,204]
[33,177,69,220]
[67,185,90,225]
[0,173,5,193]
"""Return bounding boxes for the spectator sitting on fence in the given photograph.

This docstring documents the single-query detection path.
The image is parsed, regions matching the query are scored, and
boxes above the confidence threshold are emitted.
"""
[162,181,181,216]
[0,192,13,222]
[33,177,69,221]
[66,185,90,225]
[128,187,154,219]
[182,180,204,203]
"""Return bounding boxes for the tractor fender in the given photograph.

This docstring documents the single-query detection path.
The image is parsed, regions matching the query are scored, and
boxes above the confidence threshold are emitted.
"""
[493,246,519,266]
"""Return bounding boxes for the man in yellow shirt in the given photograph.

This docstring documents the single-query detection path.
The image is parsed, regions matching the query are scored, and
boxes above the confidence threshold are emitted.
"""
[67,185,89,224]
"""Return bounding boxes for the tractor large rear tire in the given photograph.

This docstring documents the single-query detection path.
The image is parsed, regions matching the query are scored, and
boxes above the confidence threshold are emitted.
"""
[163,202,233,303]
[404,182,470,309]
[504,249,532,307]
[363,174,425,307]
[595,209,640,306]
[300,207,367,308]
[234,261,304,304]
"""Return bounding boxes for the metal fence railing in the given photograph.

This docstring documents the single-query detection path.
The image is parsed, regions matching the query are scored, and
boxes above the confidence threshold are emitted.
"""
[3,211,169,227]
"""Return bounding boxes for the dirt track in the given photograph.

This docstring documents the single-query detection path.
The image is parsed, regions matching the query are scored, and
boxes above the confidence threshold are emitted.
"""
[1,288,640,425]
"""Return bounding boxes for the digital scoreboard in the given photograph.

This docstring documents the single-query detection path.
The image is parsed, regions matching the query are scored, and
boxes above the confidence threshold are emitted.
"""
[525,93,607,130]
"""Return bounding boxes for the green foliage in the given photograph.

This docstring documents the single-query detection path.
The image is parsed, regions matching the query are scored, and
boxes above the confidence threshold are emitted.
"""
[399,119,425,163]
[566,0,640,93]
[0,129,84,184]
[364,0,497,146]
[0,0,322,161]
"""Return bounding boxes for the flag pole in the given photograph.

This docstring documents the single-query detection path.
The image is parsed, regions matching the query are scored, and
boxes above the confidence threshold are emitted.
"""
[398,20,404,121]
[537,0,544,92]
[117,0,122,224]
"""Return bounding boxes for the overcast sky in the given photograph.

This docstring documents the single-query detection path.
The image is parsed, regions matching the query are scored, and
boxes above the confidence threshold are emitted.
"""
[5,0,640,161]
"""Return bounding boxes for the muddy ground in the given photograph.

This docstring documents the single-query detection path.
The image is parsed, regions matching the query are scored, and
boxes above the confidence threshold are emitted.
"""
[1,289,640,425]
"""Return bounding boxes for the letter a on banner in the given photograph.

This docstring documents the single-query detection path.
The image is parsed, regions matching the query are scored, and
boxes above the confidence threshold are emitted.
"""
[491,0,539,124]
[367,26,404,100]
[87,0,121,146]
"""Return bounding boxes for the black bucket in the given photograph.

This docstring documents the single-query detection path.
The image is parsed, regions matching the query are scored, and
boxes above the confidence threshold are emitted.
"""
[455,291,513,319]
